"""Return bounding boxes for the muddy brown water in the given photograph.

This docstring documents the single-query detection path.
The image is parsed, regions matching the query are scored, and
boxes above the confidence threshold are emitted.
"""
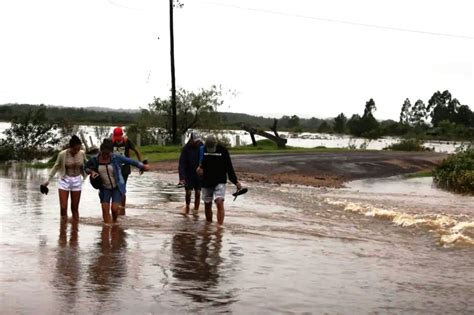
[1,164,473,314]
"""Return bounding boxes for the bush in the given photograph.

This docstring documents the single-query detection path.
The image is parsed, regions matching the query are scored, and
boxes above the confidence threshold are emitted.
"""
[1,105,59,161]
[384,138,431,151]
[433,148,474,194]
[0,143,15,161]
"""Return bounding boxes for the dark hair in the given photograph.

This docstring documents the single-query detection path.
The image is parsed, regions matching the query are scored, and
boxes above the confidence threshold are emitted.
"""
[69,135,82,147]
[100,138,114,152]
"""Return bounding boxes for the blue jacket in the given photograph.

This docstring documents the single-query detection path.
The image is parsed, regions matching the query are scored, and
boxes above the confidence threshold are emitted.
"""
[85,153,145,194]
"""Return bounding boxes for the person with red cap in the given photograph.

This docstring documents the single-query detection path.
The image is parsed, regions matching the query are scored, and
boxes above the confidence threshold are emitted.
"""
[111,126,143,215]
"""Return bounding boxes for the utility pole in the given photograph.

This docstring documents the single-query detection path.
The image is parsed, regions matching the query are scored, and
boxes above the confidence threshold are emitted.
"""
[169,0,177,144]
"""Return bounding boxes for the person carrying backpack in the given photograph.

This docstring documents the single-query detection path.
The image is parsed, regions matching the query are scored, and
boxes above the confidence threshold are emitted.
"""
[86,139,149,223]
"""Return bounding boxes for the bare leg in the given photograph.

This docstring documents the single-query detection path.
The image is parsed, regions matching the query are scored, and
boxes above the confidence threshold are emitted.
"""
[193,190,201,211]
[111,203,120,223]
[184,189,192,214]
[101,203,112,224]
[58,220,67,247]
[70,191,81,222]
[119,194,126,216]
[204,202,213,222]
[58,189,69,221]
[69,220,79,247]
[216,198,225,225]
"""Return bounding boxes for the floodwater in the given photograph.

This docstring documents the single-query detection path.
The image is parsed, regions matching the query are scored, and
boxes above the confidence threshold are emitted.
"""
[1,165,473,314]
[0,122,467,153]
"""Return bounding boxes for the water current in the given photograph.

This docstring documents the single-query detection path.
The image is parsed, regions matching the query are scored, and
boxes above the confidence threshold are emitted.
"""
[0,165,473,313]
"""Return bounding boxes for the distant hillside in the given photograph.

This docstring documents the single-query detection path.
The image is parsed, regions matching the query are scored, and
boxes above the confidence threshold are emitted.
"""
[0,103,141,125]
[0,103,330,131]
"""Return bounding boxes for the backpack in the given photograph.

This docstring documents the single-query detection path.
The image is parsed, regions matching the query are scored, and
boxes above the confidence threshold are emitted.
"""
[88,157,103,189]
[90,174,102,190]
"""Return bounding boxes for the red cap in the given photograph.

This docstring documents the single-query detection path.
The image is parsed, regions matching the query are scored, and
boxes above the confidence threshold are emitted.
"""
[112,127,124,142]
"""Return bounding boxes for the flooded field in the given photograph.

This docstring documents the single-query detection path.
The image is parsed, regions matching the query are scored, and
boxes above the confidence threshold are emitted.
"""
[1,165,473,313]
[0,122,467,153]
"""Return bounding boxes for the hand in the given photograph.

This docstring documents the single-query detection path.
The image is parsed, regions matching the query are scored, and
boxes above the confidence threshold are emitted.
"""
[140,159,148,174]
[142,164,150,172]
[196,166,203,176]
[179,179,186,185]
[236,181,242,190]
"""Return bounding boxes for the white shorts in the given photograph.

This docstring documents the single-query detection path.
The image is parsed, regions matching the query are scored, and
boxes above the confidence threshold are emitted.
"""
[58,175,83,192]
[202,183,226,203]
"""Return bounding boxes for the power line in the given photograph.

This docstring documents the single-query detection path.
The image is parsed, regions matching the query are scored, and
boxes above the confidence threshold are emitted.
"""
[201,1,474,40]
[106,0,143,10]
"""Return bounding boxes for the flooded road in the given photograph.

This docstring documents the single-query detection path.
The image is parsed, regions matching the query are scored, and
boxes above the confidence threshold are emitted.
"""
[1,165,473,314]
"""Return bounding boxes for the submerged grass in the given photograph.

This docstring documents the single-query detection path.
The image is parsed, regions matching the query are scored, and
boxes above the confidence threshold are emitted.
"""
[402,171,433,179]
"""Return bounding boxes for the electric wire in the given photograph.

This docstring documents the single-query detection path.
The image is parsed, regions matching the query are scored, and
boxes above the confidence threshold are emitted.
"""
[200,1,474,40]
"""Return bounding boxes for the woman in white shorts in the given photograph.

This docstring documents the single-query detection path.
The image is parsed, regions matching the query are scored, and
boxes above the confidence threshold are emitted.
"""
[43,135,87,222]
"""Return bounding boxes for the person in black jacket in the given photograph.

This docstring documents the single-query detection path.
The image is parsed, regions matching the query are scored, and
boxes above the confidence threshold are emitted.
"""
[178,132,203,214]
[196,135,242,225]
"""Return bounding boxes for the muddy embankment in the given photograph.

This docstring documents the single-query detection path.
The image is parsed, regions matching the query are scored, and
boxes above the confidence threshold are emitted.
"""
[151,151,448,188]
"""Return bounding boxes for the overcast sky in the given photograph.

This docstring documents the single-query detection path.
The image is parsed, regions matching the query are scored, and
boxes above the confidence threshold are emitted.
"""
[0,0,473,120]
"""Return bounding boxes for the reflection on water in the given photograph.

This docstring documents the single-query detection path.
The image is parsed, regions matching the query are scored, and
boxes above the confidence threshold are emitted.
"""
[52,221,81,313]
[88,225,128,301]
[170,219,235,307]
[1,166,473,313]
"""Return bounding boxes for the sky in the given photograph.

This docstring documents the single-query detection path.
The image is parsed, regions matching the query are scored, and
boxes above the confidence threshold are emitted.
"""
[0,0,473,120]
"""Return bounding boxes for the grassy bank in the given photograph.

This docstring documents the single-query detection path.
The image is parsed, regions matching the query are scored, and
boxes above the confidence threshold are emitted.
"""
[140,140,352,163]
[433,148,474,194]
[25,141,353,168]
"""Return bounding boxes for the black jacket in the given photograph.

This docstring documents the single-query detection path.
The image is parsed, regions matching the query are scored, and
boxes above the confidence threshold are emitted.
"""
[201,145,237,188]
[178,143,201,183]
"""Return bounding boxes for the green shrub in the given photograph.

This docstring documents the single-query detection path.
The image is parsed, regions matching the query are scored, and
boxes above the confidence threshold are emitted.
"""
[433,148,474,194]
[384,138,431,151]
[0,143,15,161]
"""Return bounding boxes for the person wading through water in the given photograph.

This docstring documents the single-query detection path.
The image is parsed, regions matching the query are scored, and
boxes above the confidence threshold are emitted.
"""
[178,132,203,215]
[42,135,87,222]
[196,135,242,225]
[86,139,150,224]
[111,126,143,215]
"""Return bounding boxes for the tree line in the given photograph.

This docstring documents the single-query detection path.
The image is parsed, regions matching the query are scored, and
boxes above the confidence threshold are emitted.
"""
[1,88,473,160]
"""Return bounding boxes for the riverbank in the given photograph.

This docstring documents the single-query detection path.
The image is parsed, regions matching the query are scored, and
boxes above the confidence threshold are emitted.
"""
[151,151,447,188]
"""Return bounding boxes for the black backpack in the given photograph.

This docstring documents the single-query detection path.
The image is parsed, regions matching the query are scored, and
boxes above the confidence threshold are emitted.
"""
[90,174,102,190]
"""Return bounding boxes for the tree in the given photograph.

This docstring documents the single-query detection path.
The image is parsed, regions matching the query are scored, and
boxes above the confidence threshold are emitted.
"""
[1,105,59,160]
[148,86,224,141]
[455,105,474,127]
[427,90,474,130]
[317,121,332,133]
[399,98,411,124]
[347,98,380,138]
[347,114,363,136]
[427,90,456,127]
[409,99,427,127]
[363,98,377,117]
[287,115,300,129]
[333,113,347,133]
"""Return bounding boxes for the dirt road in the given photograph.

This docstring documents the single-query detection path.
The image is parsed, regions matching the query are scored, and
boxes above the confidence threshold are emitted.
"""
[153,151,447,187]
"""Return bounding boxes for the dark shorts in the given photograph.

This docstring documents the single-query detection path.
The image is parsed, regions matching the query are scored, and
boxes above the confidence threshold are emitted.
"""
[121,164,131,184]
[185,181,201,191]
[99,188,122,204]
[122,172,129,184]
